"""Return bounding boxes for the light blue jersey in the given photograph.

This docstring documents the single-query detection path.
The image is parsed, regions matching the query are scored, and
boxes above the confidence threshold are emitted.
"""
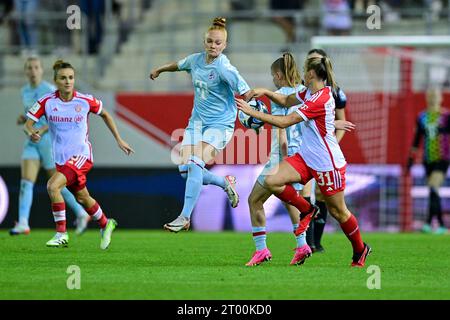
[258,85,305,190]
[279,85,304,157]
[21,81,56,129]
[20,81,56,169]
[177,52,250,127]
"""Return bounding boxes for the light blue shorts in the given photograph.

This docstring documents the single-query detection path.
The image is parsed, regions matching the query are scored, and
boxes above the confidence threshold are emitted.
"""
[181,119,234,151]
[257,158,304,191]
[21,134,54,170]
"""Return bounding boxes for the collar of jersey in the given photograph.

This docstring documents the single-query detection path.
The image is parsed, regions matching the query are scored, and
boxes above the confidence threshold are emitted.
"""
[204,52,221,65]
[55,90,77,102]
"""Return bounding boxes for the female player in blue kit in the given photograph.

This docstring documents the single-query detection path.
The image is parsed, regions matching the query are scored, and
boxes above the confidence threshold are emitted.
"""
[149,17,253,232]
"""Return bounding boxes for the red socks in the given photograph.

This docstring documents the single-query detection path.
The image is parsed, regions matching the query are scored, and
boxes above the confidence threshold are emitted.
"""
[52,202,66,233]
[340,214,364,253]
[276,185,312,213]
[85,202,108,229]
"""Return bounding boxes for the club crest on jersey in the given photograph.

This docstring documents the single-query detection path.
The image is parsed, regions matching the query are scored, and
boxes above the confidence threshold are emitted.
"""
[208,71,216,81]
[74,115,83,124]
[75,105,82,113]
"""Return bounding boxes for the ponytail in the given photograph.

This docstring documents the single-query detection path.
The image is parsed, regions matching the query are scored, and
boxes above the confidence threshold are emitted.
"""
[322,56,336,91]
[271,52,302,88]
[305,56,337,91]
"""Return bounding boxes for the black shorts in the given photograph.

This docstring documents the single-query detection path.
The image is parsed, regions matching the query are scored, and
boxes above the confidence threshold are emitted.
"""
[424,160,449,177]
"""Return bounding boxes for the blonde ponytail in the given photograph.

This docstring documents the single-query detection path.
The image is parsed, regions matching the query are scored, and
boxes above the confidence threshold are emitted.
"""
[305,56,337,91]
[271,52,302,88]
[322,57,337,91]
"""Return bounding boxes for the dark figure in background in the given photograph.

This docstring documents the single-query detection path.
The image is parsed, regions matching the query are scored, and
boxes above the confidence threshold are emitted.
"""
[408,88,450,235]
[41,0,72,54]
[14,0,40,54]
[79,0,105,54]
[269,0,304,44]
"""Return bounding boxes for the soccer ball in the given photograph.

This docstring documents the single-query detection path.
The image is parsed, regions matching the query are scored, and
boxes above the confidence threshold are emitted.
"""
[238,100,269,130]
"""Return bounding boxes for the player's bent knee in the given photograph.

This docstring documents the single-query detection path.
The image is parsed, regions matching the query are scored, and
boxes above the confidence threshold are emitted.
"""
[75,193,89,206]
[46,181,61,196]
[328,205,349,223]
[263,176,278,191]
[248,191,259,206]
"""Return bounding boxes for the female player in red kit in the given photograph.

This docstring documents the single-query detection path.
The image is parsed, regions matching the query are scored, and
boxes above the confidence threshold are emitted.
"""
[25,60,134,249]
[236,56,371,267]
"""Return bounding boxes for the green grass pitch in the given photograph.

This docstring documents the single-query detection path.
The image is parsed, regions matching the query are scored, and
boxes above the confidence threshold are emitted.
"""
[1,229,449,300]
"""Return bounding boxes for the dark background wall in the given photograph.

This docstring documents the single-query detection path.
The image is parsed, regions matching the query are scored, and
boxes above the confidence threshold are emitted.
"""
[0,167,185,229]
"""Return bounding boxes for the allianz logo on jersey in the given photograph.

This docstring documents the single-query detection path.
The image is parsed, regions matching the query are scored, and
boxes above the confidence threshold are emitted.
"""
[49,114,84,124]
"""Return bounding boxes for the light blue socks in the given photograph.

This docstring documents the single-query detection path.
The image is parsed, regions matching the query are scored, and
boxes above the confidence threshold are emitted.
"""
[252,226,267,251]
[179,163,226,188]
[18,179,33,225]
[180,156,205,219]
[293,223,307,247]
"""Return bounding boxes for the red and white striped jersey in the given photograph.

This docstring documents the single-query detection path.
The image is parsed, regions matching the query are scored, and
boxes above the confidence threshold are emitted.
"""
[26,90,103,165]
[294,86,346,171]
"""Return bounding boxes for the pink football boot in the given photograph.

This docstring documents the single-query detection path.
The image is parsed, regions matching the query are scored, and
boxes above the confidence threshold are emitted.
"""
[290,244,312,266]
[245,248,272,266]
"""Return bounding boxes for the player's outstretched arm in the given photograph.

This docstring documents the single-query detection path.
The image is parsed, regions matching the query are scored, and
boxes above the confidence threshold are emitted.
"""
[99,109,135,156]
[149,62,179,80]
[335,108,347,142]
[248,88,299,107]
[334,119,355,132]
[235,97,302,129]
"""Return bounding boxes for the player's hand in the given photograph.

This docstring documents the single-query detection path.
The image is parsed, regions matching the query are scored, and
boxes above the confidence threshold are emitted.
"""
[17,115,26,125]
[235,97,255,116]
[29,131,41,143]
[335,120,356,132]
[247,88,267,100]
[118,139,135,156]
[149,69,160,80]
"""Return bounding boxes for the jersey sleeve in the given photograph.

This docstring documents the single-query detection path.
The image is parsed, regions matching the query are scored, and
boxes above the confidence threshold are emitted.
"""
[295,86,308,103]
[295,100,325,122]
[219,60,250,95]
[271,89,288,116]
[177,53,196,73]
[88,96,103,115]
[270,102,286,116]
[334,87,347,109]
[26,100,46,122]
